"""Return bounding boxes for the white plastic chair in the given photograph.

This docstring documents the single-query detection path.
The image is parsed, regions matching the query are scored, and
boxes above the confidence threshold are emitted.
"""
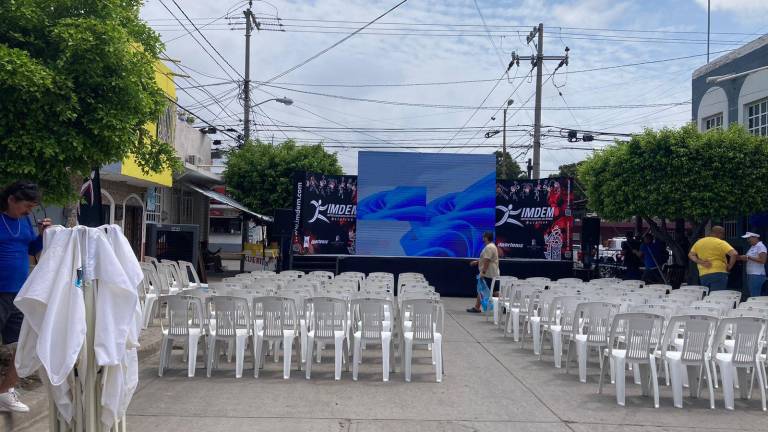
[351,297,395,381]
[557,277,583,285]
[308,271,335,281]
[489,277,516,326]
[678,304,723,318]
[526,276,551,283]
[304,297,349,380]
[337,272,365,289]
[279,270,305,280]
[179,260,204,288]
[205,296,251,378]
[161,259,188,289]
[400,298,444,383]
[675,285,709,299]
[157,262,182,294]
[599,313,665,408]
[619,280,644,289]
[547,295,585,368]
[659,314,718,409]
[565,301,621,383]
[252,296,300,379]
[504,284,539,340]
[140,263,162,329]
[158,295,206,377]
[711,316,767,410]
[143,256,159,268]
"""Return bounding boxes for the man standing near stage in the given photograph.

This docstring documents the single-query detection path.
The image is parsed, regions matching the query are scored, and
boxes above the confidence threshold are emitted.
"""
[689,225,738,291]
[467,231,500,313]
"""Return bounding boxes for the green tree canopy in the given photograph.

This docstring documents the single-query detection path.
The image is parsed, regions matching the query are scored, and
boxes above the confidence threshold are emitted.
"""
[549,161,586,202]
[0,0,178,207]
[495,150,526,180]
[223,140,343,215]
[579,123,768,262]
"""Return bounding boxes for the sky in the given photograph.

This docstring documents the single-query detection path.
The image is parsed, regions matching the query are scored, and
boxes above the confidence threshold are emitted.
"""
[139,0,768,175]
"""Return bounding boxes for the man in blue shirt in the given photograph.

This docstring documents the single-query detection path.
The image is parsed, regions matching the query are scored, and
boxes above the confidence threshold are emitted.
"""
[0,181,51,413]
[639,233,664,284]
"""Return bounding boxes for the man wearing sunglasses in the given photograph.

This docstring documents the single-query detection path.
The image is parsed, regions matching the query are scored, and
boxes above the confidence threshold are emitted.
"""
[0,181,51,413]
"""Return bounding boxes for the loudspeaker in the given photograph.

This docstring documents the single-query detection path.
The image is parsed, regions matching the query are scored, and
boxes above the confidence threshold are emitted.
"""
[582,217,601,246]
[272,208,293,239]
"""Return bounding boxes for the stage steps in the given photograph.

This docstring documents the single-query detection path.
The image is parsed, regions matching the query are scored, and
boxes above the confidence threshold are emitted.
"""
[291,254,339,274]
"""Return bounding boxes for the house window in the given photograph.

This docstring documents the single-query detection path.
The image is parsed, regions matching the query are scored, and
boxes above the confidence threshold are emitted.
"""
[702,113,722,131]
[145,187,162,224]
[746,98,768,136]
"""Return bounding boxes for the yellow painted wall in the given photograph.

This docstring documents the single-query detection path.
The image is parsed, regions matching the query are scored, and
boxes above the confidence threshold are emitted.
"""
[119,61,176,187]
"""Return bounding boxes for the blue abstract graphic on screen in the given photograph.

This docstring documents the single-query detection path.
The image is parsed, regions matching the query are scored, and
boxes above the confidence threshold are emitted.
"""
[356,152,495,257]
[357,186,426,221]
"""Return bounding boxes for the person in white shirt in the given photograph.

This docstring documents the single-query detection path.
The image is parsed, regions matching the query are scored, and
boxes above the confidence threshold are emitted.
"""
[467,232,500,313]
[738,232,767,297]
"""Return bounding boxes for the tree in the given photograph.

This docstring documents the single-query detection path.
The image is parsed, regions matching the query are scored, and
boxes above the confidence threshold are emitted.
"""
[549,162,587,208]
[0,0,179,224]
[495,150,526,180]
[223,140,343,214]
[579,123,768,266]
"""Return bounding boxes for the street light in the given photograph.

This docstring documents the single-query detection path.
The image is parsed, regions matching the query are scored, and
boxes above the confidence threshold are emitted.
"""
[253,97,293,108]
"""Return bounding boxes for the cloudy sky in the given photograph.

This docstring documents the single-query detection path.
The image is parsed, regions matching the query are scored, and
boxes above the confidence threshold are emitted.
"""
[140,0,768,175]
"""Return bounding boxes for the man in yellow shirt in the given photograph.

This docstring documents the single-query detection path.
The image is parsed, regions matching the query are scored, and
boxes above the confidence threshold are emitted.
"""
[688,226,738,291]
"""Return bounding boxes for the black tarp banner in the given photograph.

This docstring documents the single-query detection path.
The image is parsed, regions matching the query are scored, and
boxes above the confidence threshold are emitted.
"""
[292,172,357,255]
[495,178,574,260]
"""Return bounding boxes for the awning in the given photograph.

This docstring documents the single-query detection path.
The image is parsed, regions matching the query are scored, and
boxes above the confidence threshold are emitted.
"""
[185,183,273,223]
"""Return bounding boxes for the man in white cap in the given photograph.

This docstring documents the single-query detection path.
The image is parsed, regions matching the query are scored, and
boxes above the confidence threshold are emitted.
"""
[738,232,767,297]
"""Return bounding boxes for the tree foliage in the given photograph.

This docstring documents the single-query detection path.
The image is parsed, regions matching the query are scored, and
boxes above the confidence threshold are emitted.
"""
[223,140,343,214]
[549,161,586,203]
[0,0,179,204]
[579,123,768,261]
[495,150,526,180]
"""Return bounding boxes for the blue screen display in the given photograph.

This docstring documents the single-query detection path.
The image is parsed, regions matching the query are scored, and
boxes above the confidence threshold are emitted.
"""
[356,151,496,257]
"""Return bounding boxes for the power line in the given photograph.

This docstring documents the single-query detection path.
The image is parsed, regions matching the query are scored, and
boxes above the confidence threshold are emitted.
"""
[148,16,762,36]
[156,0,239,82]
[245,49,732,89]
[252,82,689,110]
[258,0,410,86]
[169,0,243,78]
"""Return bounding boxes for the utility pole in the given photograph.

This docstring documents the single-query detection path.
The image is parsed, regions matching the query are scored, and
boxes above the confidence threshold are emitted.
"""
[707,0,711,63]
[518,24,568,179]
[241,1,253,272]
[532,23,544,180]
[242,1,253,145]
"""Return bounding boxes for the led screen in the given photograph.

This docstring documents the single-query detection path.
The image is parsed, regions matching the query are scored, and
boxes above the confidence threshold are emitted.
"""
[356,151,495,257]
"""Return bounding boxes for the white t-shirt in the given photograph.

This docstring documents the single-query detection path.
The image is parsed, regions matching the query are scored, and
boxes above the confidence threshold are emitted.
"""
[480,243,500,278]
[746,241,767,275]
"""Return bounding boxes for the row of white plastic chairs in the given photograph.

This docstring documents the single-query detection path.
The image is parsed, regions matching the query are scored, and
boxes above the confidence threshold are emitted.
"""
[153,279,444,382]
[485,277,768,411]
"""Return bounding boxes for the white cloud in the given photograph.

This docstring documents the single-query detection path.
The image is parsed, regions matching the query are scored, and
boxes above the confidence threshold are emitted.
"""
[551,0,631,28]
[141,0,705,175]
[694,0,768,14]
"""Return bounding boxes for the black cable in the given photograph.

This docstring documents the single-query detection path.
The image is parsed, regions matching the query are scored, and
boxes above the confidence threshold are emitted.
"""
[247,49,732,88]
[258,0,410,86]
[169,0,244,78]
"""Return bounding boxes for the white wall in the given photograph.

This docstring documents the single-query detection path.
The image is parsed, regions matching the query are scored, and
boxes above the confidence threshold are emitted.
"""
[696,86,728,131]
[174,119,212,166]
[738,68,768,125]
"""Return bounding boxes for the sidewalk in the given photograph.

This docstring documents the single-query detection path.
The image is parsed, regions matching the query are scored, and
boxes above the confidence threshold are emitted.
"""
[21,298,767,431]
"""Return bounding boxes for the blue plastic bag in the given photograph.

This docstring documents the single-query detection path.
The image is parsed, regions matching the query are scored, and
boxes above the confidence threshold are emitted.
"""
[476,275,492,312]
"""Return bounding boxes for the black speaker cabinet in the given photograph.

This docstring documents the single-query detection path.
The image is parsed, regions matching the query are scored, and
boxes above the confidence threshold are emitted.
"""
[582,217,601,246]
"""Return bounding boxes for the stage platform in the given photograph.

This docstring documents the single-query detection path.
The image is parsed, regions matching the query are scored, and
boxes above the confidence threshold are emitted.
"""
[291,254,574,297]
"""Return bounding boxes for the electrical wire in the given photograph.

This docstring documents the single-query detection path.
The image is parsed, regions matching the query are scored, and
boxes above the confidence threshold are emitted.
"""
[258,0,410,86]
